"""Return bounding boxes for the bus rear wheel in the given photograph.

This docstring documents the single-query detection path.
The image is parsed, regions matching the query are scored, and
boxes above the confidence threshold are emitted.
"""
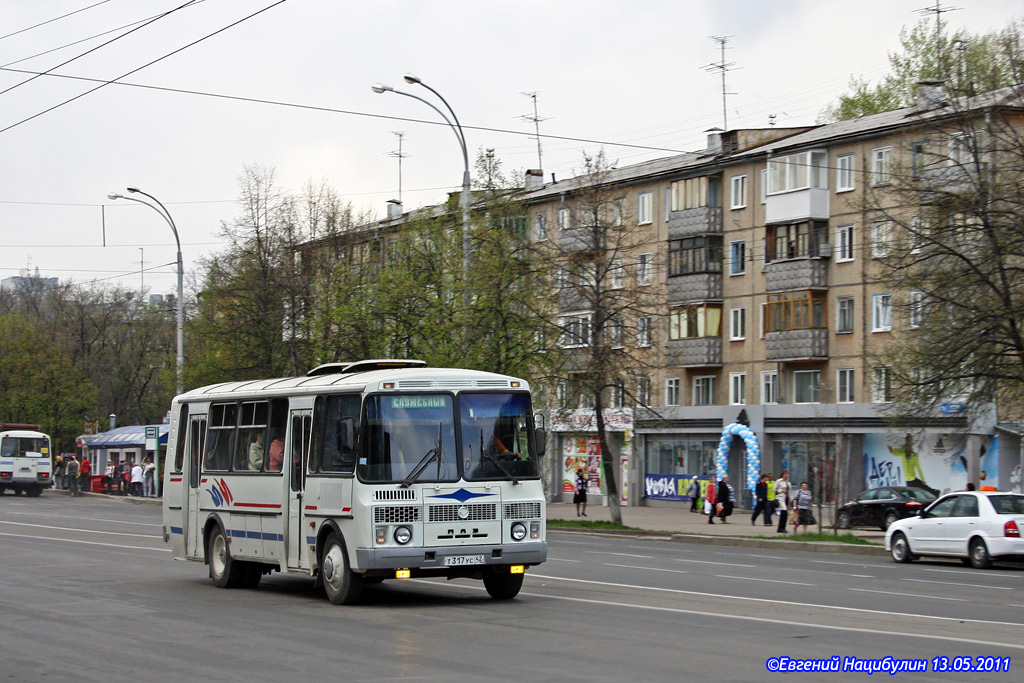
[25,485,42,497]
[482,568,524,600]
[208,525,245,588]
[321,532,363,605]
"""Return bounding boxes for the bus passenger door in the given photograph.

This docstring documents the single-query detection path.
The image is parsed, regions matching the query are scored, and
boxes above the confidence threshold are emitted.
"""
[186,415,207,559]
[286,411,312,570]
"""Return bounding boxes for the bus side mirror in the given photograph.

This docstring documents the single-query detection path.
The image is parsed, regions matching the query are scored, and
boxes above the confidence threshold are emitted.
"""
[534,427,546,457]
[339,417,356,451]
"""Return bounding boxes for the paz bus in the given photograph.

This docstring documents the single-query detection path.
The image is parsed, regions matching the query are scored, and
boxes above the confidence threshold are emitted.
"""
[0,424,52,496]
[162,360,547,604]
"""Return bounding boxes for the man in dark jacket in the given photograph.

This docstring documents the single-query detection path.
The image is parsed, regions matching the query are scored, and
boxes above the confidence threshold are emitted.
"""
[717,475,735,522]
[751,473,769,526]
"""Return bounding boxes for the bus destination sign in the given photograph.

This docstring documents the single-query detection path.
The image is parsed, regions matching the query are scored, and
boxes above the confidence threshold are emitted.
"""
[391,396,448,410]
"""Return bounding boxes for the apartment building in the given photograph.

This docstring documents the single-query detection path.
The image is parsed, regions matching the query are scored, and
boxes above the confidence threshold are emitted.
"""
[524,83,1024,508]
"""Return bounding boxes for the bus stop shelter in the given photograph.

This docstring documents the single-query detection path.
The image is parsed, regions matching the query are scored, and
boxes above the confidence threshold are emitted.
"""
[76,424,168,495]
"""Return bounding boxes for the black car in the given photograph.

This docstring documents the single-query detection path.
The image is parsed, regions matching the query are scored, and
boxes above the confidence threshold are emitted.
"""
[836,486,938,531]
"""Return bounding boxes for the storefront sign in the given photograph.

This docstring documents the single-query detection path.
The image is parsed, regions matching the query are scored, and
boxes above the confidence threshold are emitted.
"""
[644,474,710,501]
[552,409,633,433]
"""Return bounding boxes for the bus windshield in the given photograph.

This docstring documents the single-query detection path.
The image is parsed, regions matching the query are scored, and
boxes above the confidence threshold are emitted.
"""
[1,436,48,457]
[460,393,538,481]
[361,395,458,484]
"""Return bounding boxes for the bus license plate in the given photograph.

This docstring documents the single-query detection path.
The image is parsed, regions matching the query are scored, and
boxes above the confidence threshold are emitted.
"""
[444,555,484,566]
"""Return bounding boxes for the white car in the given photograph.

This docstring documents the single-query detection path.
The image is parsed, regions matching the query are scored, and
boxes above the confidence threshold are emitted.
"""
[886,491,1024,568]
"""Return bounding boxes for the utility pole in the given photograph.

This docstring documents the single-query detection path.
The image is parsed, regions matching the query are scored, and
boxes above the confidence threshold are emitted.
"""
[520,91,549,171]
[705,36,737,131]
[386,131,408,203]
[137,247,144,294]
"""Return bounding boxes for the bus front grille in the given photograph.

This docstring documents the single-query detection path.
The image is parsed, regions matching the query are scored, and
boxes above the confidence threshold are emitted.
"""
[428,503,497,522]
[503,502,542,519]
[374,506,421,524]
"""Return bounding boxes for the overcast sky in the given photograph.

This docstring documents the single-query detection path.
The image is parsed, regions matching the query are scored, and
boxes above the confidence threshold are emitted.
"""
[0,0,1020,296]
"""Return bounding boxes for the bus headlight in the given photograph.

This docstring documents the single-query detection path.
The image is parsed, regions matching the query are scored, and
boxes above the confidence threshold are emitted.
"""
[510,522,527,541]
[393,526,412,545]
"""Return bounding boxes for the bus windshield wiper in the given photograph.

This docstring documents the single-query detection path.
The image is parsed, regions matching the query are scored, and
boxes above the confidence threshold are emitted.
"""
[400,423,444,488]
[482,451,519,485]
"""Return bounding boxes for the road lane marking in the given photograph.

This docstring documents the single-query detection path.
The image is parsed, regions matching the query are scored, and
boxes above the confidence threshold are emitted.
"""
[848,587,966,602]
[546,558,581,562]
[526,573,1022,626]
[604,563,688,575]
[783,566,874,578]
[585,551,653,559]
[811,559,888,567]
[902,578,1014,590]
[0,531,169,552]
[0,521,156,539]
[715,574,816,586]
[0,512,161,527]
[673,558,755,567]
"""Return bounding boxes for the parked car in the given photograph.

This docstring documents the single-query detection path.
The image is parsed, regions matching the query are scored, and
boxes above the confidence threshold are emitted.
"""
[886,491,1024,568]
[836,486,937,531]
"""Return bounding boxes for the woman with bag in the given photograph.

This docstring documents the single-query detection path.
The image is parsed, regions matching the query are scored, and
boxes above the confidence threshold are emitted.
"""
[774,470,791,534]
[704,476,718,524]
[792,481,814,534]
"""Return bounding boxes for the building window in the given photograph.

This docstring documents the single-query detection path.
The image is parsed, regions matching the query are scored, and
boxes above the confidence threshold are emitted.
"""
[765,290,827,333]
[837,368,855,403]
[668,237,722,276]
[693,376,715,406]
[767,150,828,194]
[835,225,854,262]
[637,253,652,286]
[669,305,722,340]
[556,381,567,408]
[637,315,652,347]
[608,318,624,348]
[730,306,746,340]
[534,213,547,241]
[559,313,592,348]
[949,131,980,167]
[610,258,624,289]
[909,215,923,253]
[766,221,827,262]
[760,168,768,204]
[872,367,892,403]
[871,219,892,258]
[665,377,680,406]
[836,153,854,192]
[871,147,892,185]
[636,375,651,406]
[729,240,746,275]
[909,290,924,329]
[761,371,778,404]
[670,176,720,210]
[611,199,625,227]
[793,370,821,404]
[638,191,653,225]
[611,381,625,408]
[872,293,892,332]
[557,206,570,231]
[556,267,568,291]
[910,140,931,179]
[729,373,746,405]
[837,297,854,334]
[730,174,747,209]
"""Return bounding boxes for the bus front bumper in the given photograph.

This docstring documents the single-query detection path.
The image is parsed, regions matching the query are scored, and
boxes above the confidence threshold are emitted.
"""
[355,542,547,571]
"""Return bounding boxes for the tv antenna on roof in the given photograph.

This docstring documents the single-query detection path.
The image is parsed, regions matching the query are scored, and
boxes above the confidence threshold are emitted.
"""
[520,91,549,171]
[705,36,738,131]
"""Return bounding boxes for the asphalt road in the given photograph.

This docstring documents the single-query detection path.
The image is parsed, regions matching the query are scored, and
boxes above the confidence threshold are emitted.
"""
[2,492,1023,682]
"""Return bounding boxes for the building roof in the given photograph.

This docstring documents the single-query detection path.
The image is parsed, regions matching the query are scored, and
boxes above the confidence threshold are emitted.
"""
[82,424,169,449]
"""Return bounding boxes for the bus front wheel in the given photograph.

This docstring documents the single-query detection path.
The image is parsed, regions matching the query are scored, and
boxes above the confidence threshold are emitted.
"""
[208,525,245,588]
[482,568,524,600]
[321,532,363,605]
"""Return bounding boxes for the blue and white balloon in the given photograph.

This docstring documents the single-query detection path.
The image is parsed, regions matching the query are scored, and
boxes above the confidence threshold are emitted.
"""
[716,423,762,493]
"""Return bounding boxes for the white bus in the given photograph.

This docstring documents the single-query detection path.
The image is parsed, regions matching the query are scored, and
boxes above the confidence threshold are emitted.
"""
[162,360,547,604]
[0,424,52,496]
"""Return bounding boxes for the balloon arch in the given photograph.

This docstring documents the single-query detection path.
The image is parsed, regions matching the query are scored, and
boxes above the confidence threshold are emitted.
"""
[716,422,761,493]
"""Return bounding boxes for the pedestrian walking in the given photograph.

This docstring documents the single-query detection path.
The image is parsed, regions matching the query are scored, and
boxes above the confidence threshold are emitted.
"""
[66,456,80,496]
[717,475,735,522]
[573,468,588,517]
[764,472,776,525]
[792,481,814,534]
[685,475,701,513]
[774,470,791,534]
[751,473,768,525]
[704,475,718,524]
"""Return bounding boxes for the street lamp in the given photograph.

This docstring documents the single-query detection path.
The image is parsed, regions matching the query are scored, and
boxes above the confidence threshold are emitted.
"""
[107,187,185,396]
[372,74,471,277]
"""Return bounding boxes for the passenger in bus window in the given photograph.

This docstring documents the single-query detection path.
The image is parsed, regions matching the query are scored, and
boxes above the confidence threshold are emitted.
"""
[268,435,284,472]
[248,432,265,471]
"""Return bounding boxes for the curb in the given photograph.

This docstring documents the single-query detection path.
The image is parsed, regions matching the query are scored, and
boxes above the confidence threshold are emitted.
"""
[46,488,162,506]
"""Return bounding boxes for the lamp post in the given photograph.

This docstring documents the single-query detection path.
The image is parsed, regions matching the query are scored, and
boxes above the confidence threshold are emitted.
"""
[107,188,185,396]
[372,74,471,277]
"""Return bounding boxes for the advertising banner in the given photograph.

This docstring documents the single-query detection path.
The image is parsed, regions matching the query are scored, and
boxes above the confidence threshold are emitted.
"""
[562,437,603,495]
[643,473,712,501]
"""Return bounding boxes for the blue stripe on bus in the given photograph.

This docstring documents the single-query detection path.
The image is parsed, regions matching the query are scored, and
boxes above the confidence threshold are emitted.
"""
[230,529,246,538]
[38,461,50,465]
[170,526,183,535]
[226,530,283,542]
[306,536,316,545]
[0,461,12,466]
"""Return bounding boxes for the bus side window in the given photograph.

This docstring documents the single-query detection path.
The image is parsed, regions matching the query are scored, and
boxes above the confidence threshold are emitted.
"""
[173,404,189,472]
[205,403,236,471]
[267,398,287,473]
[314,394,360,474]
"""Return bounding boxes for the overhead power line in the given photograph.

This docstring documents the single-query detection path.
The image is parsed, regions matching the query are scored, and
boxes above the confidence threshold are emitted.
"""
[0,0,111,42]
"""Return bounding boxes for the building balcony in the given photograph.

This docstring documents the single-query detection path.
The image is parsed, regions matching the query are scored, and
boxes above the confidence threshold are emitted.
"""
[667,207,723,239]
[765,188,830,225]
[667,272,722,306]
[558,287,589,313]
[558,226,602,254]
[765,328,828,361]
[764,257,828,293]
[918,163,988,204]
[666,336,722,368]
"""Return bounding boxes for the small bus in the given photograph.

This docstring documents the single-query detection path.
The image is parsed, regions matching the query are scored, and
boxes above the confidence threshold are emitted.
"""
[162,360,547,604]
[0,424,52,496]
